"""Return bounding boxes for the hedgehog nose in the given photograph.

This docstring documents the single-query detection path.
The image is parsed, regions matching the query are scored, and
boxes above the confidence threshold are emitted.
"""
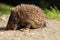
[12,24,17,30]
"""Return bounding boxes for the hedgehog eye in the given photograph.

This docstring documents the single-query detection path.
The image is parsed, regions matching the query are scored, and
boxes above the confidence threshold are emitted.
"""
[15,18,17,21]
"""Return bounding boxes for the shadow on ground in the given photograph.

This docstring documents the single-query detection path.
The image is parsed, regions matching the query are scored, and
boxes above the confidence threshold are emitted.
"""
[0,27,7,31]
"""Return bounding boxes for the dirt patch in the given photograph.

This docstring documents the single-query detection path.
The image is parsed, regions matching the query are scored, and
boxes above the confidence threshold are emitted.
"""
[0,15,60,40]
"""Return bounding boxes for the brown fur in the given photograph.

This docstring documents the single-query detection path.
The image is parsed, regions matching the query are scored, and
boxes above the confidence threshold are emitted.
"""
[6,4,46,30]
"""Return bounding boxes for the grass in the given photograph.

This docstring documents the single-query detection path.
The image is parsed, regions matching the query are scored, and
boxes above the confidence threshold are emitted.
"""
[44,7,60,19]
[0,3,12,16]
[0,3,60,19]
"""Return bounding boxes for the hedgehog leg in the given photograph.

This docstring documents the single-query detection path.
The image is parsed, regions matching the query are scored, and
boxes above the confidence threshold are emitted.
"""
[20,24,31,32]
[20,23,31,31]
[25,24,31,29]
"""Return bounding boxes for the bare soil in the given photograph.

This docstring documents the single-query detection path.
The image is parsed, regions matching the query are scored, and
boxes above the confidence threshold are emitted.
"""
[0,15,60,40]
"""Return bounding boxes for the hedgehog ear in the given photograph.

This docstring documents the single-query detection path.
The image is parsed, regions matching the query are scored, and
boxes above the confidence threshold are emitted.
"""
[10,8,15,14]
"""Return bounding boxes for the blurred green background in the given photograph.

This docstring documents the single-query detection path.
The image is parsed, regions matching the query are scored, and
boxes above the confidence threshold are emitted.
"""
[0,0,60,19]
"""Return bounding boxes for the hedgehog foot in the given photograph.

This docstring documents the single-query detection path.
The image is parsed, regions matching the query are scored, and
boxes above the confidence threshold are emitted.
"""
[20,24,31,32]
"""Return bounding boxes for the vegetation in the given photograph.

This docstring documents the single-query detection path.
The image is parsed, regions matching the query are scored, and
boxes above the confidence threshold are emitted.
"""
[44,7,60,19]
[0,3,12,16]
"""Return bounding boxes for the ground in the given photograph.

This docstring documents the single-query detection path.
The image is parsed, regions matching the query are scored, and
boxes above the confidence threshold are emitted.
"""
[0,15,60,40]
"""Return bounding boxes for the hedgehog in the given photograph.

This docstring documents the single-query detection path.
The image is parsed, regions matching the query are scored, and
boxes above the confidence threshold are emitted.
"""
[6,4,46,31]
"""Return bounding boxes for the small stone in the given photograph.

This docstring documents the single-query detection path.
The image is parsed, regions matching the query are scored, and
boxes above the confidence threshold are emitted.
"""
[20,29,24,31]
[7,34,11,36]
[1,18,5,20]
